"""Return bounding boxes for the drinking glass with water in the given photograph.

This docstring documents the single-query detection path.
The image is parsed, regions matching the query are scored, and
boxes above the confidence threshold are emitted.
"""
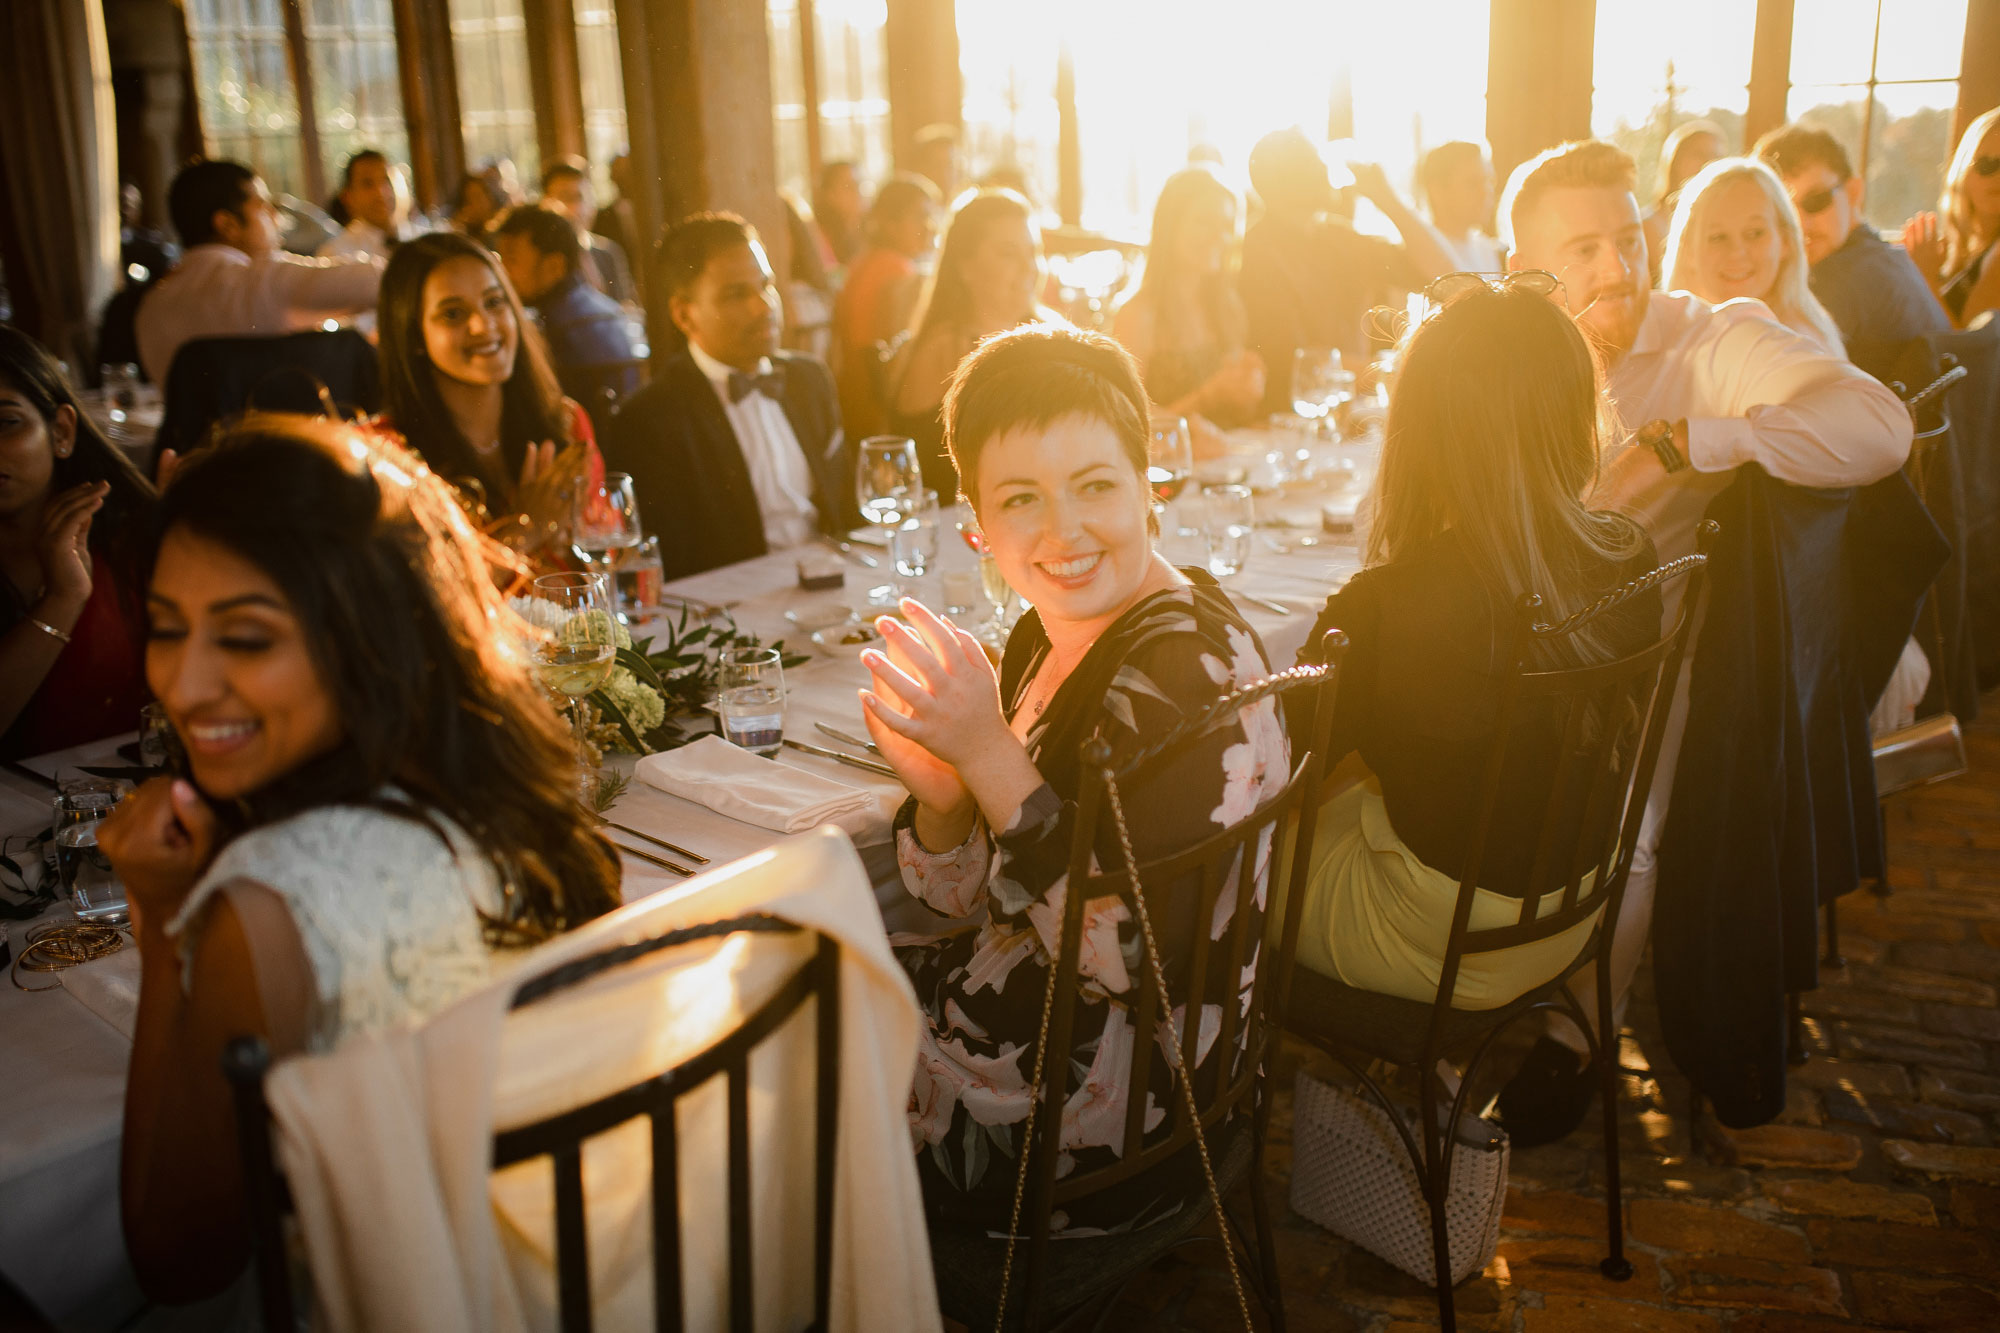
[1203,484,1254,578]
[891,488,941,579]
[717,647,785,756]
[54,779,132,924]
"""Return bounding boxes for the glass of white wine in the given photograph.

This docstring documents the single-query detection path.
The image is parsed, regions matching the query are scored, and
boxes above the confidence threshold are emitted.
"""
[532,571,619,796]
[955,497,1012,648]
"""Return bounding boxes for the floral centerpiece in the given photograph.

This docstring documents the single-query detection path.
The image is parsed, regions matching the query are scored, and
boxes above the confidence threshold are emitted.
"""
[509,597,807,759]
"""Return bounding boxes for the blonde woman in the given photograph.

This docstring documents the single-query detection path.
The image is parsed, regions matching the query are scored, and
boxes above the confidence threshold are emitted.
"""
[1904,106,2000,328]
[1663,157,1845,355]
[1294,281,1657,1018]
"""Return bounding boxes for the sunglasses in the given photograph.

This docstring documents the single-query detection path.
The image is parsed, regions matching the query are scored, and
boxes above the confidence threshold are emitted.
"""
[1423,269,1564,312]
[1796,186,1838,215]
[1975,156,2000,179]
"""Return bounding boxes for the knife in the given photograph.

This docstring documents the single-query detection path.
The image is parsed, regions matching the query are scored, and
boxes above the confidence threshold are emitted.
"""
[814,721,882,756]
[822,537,880,569]
[782,737,899,778]
[601,819,709,864]
[608,839,696,876]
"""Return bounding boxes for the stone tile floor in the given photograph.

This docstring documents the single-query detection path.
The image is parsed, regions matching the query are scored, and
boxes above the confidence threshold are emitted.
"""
[1103,691,2000,1332]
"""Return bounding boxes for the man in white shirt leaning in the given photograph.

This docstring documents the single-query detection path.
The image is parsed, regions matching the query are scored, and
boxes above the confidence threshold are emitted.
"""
[135,160,385,384]
[602,213,852,581]
[317,149,417,262]
[1491,139,1912,1144]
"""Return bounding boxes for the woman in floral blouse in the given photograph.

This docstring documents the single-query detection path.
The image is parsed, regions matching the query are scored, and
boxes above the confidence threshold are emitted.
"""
[858,325,1292,1231]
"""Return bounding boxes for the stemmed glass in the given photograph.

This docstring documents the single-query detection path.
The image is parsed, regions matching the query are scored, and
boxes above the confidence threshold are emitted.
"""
[1291,347,1355,429]
[857,434,921,604]
[571,473,643,614]
[955,497,1012,648]
[531,571,619,799]
[1147,413,1196,538]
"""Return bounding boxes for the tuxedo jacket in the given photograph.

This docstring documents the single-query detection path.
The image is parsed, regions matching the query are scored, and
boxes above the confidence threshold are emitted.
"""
[604,347,852,580]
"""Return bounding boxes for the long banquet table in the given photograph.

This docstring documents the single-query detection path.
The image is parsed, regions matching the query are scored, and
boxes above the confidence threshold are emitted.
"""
[0,464,1362,1327]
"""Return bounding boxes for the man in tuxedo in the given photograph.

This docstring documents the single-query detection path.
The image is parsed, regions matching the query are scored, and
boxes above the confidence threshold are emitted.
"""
[605,213,851,579]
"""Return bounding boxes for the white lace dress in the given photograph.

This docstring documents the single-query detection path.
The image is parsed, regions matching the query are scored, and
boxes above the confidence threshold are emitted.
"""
[168,801,509,1053]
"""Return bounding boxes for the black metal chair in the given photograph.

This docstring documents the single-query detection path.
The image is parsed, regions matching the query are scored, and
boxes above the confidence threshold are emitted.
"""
[155,329,381,466]
[1279,546,1712,1332]
[224,913,841,1333]
[929,647,1346,1333]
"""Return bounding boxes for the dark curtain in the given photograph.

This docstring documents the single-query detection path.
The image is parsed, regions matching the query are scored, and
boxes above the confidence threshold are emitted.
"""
[0,0,119,370]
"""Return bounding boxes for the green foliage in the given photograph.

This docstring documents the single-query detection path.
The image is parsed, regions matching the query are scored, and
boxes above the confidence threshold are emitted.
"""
[615,605,810,753]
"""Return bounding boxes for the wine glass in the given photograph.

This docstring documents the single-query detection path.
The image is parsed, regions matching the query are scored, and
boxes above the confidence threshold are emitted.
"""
[1147,413,1196,538]
[532,571,619,798]
[571,473,643,613]
[1291,347,1355,427]
[857,435,921,604]
[955,497,1012,647]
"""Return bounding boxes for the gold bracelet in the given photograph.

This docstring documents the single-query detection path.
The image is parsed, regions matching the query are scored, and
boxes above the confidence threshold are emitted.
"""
[28,617,72,645]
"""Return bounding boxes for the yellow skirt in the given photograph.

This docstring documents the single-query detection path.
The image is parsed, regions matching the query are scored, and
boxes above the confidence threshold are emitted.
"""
[1295,781,1601,1011]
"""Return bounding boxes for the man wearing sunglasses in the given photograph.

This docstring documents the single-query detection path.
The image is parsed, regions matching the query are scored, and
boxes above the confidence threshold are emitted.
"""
[1755,124,1951,351]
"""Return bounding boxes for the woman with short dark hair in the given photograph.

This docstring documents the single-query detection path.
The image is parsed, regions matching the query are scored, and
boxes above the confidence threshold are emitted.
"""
[0,325,157,757]
[861,323,1291,1230]
[100,413,621,1301]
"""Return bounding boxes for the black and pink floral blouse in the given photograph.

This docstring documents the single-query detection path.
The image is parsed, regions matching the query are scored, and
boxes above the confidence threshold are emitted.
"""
[892,572,1291,1231]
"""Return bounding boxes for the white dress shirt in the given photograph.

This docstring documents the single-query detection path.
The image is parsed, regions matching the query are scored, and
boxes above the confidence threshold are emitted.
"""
[134,243,385,383]
[317,219,392,261]
[686,340,821,550]
[1441,228,1504,275]
[1606,290,1912,558]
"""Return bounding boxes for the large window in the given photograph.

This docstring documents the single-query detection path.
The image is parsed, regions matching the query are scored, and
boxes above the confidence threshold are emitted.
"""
[1788,0,1966,231]
[301,0,410,181]
[574,0,630,195]
[1592,0,1756,206]
[769,0,894,203]
[185,0,307,201]
[449,0,540,186]
[956,1,1063,210]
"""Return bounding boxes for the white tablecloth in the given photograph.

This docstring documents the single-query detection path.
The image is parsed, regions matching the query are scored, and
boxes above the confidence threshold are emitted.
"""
[0,456,1361,1325]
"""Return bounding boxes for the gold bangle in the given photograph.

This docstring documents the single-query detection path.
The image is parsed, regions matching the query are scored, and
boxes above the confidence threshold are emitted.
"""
[28,617,72,644]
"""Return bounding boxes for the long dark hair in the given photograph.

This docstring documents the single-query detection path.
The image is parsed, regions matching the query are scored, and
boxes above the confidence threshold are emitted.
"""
[152,414,620,942]
[0,325,157,614]
[375,232,575,506]
[1133,166,1244,364]
[904,188,1039,348]
[1369,288,1645,668]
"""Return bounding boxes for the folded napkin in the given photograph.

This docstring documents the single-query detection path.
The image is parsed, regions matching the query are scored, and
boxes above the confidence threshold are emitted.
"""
[635,736,894,844]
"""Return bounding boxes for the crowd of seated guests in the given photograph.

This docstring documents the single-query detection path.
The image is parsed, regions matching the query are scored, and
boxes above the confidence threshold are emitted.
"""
[10,99,1998,1313]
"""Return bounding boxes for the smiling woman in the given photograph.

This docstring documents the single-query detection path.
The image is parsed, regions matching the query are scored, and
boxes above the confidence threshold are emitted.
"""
[1663,156,1845,354]
[860,325,1293,1234]
[99,414,620,1302]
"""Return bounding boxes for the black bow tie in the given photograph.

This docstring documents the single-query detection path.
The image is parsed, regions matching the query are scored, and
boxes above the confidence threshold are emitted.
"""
[726,366,785,403]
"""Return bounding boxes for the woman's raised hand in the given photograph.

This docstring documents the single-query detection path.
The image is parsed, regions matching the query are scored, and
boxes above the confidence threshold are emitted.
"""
[1902,212,1945,291]
[98,777,220,936]
[36,481,108,611]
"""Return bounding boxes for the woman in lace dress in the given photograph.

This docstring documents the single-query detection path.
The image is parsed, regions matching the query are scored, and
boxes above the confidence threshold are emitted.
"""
[99,414,621,1302]
[858,326,1292,1231]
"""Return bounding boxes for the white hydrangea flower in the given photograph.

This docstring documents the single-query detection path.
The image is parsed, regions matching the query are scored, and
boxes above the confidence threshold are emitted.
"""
[601,666,666,735]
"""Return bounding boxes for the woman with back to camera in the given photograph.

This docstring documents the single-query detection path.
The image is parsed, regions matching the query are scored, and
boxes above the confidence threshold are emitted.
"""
[1112,165,1265,429]
[98,414,622,1301]
[1904,106,2000,328]
[1292,280,1661,1143]
[1662,157,1845,354]
[376,231,601,541]
[861,324,1293,1231]
[0,326,157,757]
[886,189,1059,496]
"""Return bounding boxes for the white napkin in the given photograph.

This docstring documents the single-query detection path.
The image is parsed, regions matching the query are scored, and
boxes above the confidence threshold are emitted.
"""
[635,736,892,843]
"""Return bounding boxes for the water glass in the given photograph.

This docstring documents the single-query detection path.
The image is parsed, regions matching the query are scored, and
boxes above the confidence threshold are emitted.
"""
[1292,347,1355,425]
[615,535,665,613]
[1203,484,1254,578]
[717,647,785,756]
[54,779,131,923]
[100,363,140,437]
[890,488,941,578]
[572,474,644,608]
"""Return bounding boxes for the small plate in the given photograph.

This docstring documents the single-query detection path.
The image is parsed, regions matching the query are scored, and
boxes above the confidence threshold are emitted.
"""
[786,600,857,633]
[811,621,885,656]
